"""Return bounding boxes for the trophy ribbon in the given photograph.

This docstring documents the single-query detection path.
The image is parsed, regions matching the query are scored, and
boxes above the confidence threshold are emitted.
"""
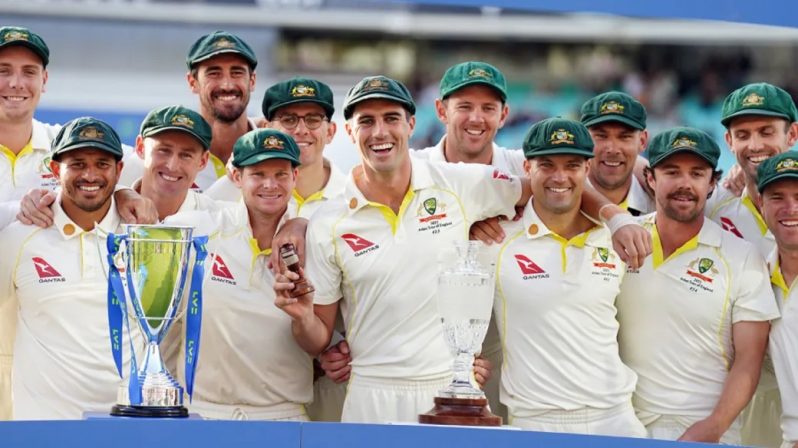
[184,236,209,401]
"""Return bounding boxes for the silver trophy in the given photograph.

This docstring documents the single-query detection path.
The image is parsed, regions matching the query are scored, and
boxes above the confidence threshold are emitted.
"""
[419,240,500,425]
[105,224,208,418]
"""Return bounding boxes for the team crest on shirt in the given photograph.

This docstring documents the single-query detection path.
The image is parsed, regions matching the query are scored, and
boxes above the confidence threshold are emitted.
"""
[514,254,549,280]
[37,154,58,189]
[591,247,619,280]
[210,255,237,285]
[681,257,719,292]
[341,233,379,257]
[416,197,452,232]
[32,257,65,283]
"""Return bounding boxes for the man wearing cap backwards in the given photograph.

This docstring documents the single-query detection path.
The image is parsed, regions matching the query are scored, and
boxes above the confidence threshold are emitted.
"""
[0,117,146,419]
[758,151,798,448]
[703,82,798,448]
[581,91,654,217]
[616,127,778,444]
[486,117,645,436]
[119,31,260,192]
[190,129,315,421]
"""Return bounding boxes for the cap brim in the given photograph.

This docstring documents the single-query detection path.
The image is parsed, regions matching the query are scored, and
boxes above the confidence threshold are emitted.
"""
[53,142,123,160]
[650,148,716,169]
[721,109,792,127]
[441,80,507,101]
[142,127,210,150]
[524,147,594,159]
[190,49,256,68]
[582,114,645,130]
[266,99,335,120]
[0,41,48,66]
[234,152,300,168]
[344,93,415,118]
[759,172,798,193]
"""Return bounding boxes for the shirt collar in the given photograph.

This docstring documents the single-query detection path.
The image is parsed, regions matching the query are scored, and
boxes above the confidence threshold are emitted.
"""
[52,193,121,240]
[344,157,434,215]
[31,119,55,152]
[520,200,603,246]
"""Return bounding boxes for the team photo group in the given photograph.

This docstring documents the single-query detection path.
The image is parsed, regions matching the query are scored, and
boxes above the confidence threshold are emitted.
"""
[1,24,798,448]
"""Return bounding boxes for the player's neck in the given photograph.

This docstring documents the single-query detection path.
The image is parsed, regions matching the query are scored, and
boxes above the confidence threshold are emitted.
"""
[0,119,34,154]
[353,159,412,214]
[295,158,329,199]
[654,213,704,259]
[588,172,632,206]
[533,200,592,240]
[138,180,189,221]
[205,114,251,165]
[60,196,113,232]
[443,137,493,165]
[248,206,286,251]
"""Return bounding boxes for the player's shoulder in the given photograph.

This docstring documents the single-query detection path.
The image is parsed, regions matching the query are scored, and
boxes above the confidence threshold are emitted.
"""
[0,221,47,256]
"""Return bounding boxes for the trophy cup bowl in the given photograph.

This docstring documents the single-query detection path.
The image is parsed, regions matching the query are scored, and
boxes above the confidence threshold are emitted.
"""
[110,224,195,417]
[419,241,501,426]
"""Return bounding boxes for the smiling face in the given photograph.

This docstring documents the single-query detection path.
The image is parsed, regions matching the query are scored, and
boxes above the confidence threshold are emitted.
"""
[587,122,647,192]
[137,131,209,196]
[725,115,798,182]
[524,154,589,216]
[761,179,798,252]
[648,152,716,224]
[435,84,508,161]
[51,148,121,213]
[0,45,47,124]
[233,158,296,219]
[270,102,335,169]
[188,53,255,124]
[345,99,414,176]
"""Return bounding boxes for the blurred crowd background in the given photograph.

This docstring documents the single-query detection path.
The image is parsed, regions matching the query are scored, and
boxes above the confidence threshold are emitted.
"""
[4,0,798,172]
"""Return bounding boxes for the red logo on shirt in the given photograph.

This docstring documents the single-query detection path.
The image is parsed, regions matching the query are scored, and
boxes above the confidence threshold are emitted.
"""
[514,254,545,275]
[719,217,744,238]
[32,257,62,278]
[341,233,375,251]
[492,169,511,181]
[210,256,237,285]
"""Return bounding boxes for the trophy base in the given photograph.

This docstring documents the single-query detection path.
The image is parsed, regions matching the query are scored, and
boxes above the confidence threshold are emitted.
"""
[110,404,189,418]
[289,279,315,298]
[418,397,501,427]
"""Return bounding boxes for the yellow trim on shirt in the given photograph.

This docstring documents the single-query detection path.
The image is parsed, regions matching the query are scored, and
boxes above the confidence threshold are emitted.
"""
[741,195,769,236]
[548,230,591,273]
[715,248,732,371]
[651,224,699,269]
[495,230,526,372]
[0,140,34,185]
[209,153,227,179]
[367,189,416,235]
[292,189,325,216]
[771,259,790,297]
[248,238,272,271]
[618,197,629,211]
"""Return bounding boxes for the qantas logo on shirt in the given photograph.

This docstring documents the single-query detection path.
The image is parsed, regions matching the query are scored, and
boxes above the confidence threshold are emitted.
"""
[341,233,379,257]
[719,217,744,238]
[32,257,65,283]
[492,169,511,181]
[514,254,549,279]
[210,255,237,285]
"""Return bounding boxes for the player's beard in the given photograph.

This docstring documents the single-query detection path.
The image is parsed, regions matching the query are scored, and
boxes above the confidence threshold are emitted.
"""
[660,188,703,223]
[207,88,249,124]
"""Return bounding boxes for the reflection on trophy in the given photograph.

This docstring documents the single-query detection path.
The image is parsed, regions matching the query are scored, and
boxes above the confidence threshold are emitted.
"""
[105,224,208,417]
[419,241,501,426]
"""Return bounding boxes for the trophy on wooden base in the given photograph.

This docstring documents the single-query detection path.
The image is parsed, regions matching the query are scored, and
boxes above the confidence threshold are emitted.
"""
[419,241,501,427]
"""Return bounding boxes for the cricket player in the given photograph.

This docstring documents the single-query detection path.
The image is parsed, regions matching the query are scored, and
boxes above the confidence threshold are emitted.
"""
[617,126,779,444]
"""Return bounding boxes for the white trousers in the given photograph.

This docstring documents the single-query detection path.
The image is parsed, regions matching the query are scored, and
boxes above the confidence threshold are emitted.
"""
[341,373,451,424]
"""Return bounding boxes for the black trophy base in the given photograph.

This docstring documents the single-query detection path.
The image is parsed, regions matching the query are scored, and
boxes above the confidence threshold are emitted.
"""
[111,404,189,418]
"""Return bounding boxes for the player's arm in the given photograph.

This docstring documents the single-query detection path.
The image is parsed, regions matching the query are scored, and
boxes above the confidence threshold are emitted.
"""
[274,269,337,357]
[679,320,770,443]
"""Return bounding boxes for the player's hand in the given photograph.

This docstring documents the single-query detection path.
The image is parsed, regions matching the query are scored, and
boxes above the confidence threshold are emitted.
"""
[273,269,315,321]
[611,223,651,270]
[320,340,352,384]
[270,218,309,274]
[722,163,745,197]
[469,216,505,244]
[677,417,723,443]
[17,188,55,227]
[473,355,492,388]
[114,188,158,224]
